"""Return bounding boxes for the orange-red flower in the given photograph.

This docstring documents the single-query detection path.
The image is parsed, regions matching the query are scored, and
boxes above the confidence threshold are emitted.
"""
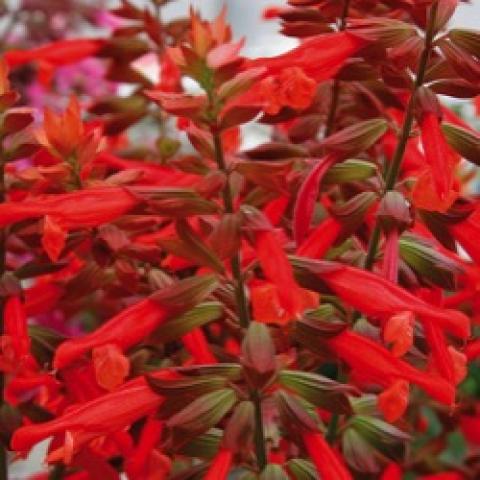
[11,371,174,458]
[318,263,470,338]
[54,298,169,369]
[182,328,217,364]
[258,67,317,115]
[245,31,365,82]
[302,430,352,480]
[254,229,304,319]
[124,417,170,480]
[294,155,339,246]
[378,380,409,422]
[450,207,480,265]
[297,217,342,259]
[92,344,130,391]
[419,112,455,201]
[383,311,415,357]
[251,280,318,326]
[0,187,139,229]
[0,297,31,371]
[5,39,105,86]
[328,330,455,405]
[204,448,233,480]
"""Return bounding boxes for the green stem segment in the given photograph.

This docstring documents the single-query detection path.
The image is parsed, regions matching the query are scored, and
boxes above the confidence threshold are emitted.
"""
[252,390,268,471]
[212,131,267,471]
[364,2,439,270]
[324,0,352,446]
[325,0,351,136]
[212,132,250,329]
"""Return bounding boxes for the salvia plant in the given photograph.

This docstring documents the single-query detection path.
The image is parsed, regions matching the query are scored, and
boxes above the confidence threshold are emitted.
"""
[0,0,479,478]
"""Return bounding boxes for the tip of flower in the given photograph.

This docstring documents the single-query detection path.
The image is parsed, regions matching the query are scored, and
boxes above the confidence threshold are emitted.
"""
[262,7,282,20]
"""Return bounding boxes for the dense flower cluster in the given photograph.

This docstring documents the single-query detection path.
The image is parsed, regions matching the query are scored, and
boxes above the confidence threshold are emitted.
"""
[0,0,479,478]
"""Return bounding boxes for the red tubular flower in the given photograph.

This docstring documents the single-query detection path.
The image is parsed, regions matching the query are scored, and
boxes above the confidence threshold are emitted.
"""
[23,283,64,317]
[419,473,463,480]
[60,362,106,404]
[5,39,105,68]
[0,187,139,229]
[251,280,318,326]
[294,155,338,246]
[42,215,67,262]
[297,217,342,259]
[382,229,400,283]
[465,339,480,360]
[318,263,470,338]
[11,371,174,455]
[377,380,409,422]
[54,298,169,369]
[5,39,105,86]
[92,344,130,391]
[302,430,352,480]
[381,463,403,480]
[328,330,455,405]
[182,328,218,364]
[420,112,453,201]
[124,417,168,480]
[450,213,480,265]
[5,372,60,407]
[423,319,456,385]
[258,67,317,115]
[245,32,365,82]
[2,296,30,365]
[255,229,304,319]
[263,196,290,227]
[5,39,105,87]
[204,448,233,480]
[383,311,414,357]
[95,153,199,187]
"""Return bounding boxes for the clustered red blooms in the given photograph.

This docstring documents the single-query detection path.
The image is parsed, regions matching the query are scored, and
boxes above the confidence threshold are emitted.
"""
[0,0,480,479]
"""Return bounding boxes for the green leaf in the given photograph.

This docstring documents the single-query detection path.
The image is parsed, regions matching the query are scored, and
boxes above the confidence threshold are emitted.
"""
[349,415,410,461]
[260,465,289,480]
[275,391,319,433]
[242,322,277,388]
[442,122,480,166]
[179,428,222,459]
[152,302,223,343]
[165,219,225,273]
[286,459,317,480]
[323,159,377,184]
[278,370,356,414]
[342,427,381,474]
[166,388,237,433]
[320,118,388,156]
[399,233,462,290]
[209,213,242,260]
[151,275,218,313]
[223,401,255,452]
[146,375,227,397]
[175,363,243,381]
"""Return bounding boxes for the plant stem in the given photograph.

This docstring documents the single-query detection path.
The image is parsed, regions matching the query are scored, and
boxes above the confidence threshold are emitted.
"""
[326,411,339,444]
[325,0,351,136]
[252,390,267,471]
[49,464,65,480]
[212,132,250,329]
[364,2,438,270]
[323,0,352,446]
[212,131,267,470]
